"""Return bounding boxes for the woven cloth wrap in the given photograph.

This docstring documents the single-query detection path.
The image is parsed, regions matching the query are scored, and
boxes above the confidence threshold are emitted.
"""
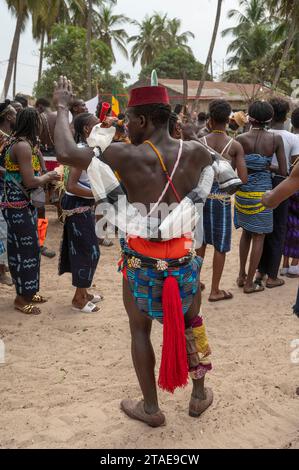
[120,239,202,320]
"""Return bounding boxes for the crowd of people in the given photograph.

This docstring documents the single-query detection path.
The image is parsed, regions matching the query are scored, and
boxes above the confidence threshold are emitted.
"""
[1,78,299,426]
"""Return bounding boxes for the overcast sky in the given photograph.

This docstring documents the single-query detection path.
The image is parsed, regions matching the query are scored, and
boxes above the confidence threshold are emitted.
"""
[0,0,240,97]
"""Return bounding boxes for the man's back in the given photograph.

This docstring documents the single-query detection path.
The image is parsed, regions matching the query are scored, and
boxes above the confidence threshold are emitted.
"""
[40,110,57,148]
[104,137,211,210]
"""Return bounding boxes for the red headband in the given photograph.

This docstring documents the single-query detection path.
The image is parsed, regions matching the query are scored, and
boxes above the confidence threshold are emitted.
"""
[128,86,169,107]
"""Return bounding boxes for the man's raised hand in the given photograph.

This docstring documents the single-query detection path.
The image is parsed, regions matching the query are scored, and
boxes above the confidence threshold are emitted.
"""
[53,76,74,109]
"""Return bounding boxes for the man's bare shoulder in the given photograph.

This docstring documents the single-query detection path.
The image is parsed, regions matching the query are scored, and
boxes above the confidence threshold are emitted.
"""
[102,142,139,170]
[186,139,212,166]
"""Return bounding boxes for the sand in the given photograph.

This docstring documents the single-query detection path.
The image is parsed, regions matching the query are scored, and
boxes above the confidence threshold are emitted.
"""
[0,208,299,449]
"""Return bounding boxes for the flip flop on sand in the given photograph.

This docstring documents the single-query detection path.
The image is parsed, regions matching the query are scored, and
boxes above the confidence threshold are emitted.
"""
[72,301,99,313]
[208,290,233,302]
[15,304,41,315]
[189,387,214,418]
[266,278,285,289]
[32,294,48,303]
[120,399,166,427]
[243,284,264,294]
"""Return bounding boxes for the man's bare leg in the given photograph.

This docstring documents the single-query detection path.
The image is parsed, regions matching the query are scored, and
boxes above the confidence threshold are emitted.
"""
[123,278,159,415]
[244,233,265,293]
[208,250,232,301]
[72,287,99,311]
[238,229,251,285]
[185,288,212,405]
[196,244,206,291]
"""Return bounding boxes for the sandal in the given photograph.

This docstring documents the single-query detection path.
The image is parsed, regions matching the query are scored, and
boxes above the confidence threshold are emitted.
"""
[189,387,214,418]
[89,294,104,303]
[208,290,233,302]
[265,278,285,289]
[32,294,48,303]
[120,399,166,427]
[243,284,265,294]
[15,304,41,315]
[72,301,99,313]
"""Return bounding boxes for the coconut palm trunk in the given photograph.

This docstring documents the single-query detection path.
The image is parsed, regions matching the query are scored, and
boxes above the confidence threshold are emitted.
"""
[192,0,223,111]
[37,29,45,86]
[272,14,297,90]
[12,48,19,98]
[2,12,24,99]
[86,0,92,99]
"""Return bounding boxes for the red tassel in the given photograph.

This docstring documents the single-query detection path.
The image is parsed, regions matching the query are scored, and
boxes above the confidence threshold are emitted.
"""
[158,276,188,393]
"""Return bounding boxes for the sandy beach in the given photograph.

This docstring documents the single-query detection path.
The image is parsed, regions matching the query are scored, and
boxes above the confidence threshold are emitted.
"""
[0,207,299,449]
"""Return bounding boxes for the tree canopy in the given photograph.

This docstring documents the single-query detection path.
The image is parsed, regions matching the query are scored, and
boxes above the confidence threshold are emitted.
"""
[139,48,206,81]
[34,24,113,100]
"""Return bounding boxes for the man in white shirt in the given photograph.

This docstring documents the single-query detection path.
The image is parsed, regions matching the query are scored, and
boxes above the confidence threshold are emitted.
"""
[257,98,299,288]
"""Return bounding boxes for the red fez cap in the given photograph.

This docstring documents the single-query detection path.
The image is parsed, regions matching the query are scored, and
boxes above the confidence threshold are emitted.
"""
[128,86,169,107]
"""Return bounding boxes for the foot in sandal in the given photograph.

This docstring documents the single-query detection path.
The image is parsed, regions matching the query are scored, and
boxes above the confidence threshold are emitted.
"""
[189,387,214,418]
[72,301,99,313]
[32,294,48,303]
[14,296,41,315]
[120,399,166,427]
[208,290,233,302]
[265,277,285,289]
[243,283,265,294]
[86,292,104,303]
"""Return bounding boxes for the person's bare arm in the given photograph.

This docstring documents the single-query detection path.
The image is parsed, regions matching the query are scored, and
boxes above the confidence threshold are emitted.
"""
[53,77,93,170]
[13,142,59,188]
[274,135,287,177]
[36,148,47,174]
[232,141,247,184]
[53,76,129,171]
[66,167,93,198]
[262,163,299,208]
[54,106,93,170]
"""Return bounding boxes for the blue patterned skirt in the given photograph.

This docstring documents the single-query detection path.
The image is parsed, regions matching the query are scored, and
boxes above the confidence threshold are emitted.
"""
[203,182,232,253]
[2,182,40,296]
[59,194,100,288]
[121,240,202,320]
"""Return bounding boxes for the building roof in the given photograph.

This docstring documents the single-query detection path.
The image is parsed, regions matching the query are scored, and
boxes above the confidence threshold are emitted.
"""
[157,79,273,102]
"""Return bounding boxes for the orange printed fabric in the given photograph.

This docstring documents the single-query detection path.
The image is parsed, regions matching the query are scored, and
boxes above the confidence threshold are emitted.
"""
[127,236,193,260]
[38,218,48,247]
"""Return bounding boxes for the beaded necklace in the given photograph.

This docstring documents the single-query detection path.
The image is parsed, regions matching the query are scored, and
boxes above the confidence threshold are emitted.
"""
[211,129,227,135]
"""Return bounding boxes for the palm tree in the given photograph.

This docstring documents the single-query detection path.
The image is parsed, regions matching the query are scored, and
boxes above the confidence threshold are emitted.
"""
[129,16,160,67]
[193,0,223,111]
[96,5,131,61]
[267,0,299,90]
[129,13,195,67]
[222,0,271,67]
[165,18,194,52]
[32,1,85,88]
[2,0,34,99]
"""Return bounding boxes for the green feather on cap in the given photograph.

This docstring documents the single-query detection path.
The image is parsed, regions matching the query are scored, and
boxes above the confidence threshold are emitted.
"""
[151,69,158,86]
